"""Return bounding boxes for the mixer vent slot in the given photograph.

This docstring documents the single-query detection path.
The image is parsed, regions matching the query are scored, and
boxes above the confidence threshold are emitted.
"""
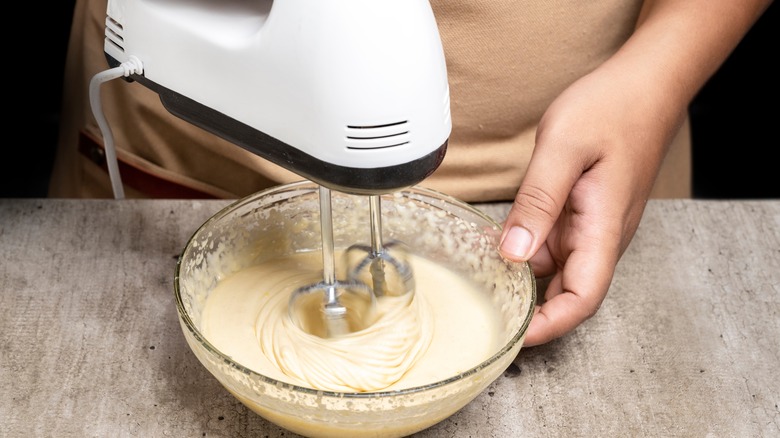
[345,121,410,150]
[104,15,125,52]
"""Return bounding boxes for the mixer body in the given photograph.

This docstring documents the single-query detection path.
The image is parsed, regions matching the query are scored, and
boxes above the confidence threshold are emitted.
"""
[102,0,452,194]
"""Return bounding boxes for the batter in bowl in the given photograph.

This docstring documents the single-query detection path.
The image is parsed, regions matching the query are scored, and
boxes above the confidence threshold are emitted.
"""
[200,250,504,392]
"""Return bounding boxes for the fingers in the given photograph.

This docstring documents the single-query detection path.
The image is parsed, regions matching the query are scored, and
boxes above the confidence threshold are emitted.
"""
[523,244,615,347]
[527,241,555,278]
[498,155,582,263]
[499,129,618,345]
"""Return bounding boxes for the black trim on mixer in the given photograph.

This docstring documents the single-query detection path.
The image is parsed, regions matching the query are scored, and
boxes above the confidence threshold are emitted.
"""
[106,54,447,195]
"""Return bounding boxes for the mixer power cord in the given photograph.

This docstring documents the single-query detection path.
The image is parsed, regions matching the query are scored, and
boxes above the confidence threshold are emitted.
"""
[88,56,144,200]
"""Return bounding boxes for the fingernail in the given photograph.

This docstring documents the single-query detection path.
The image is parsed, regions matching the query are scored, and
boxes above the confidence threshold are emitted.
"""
[501,226,532,260]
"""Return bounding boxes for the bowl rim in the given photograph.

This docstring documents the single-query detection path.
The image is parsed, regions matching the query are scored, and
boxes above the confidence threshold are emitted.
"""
[174,180,536,399]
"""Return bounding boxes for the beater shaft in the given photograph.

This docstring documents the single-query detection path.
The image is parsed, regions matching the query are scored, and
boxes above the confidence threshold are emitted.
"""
[318,186,348,335]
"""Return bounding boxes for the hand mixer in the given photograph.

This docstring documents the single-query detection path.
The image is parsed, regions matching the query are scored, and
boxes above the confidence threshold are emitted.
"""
[96,0,452,336]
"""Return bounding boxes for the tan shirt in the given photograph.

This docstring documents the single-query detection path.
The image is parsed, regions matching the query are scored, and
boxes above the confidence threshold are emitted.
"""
[50,0,690,201]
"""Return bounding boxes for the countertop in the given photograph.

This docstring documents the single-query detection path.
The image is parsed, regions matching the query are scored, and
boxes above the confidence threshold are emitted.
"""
[2,198,778,437]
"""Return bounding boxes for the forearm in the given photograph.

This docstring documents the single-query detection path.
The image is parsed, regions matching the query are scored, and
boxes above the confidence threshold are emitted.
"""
[606,0,772,113]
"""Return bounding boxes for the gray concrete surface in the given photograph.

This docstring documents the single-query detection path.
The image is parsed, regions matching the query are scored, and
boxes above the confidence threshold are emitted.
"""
[1,198,778,437]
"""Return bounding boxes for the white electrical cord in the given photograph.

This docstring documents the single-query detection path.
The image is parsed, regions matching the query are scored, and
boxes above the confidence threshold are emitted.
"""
[88,56,144,200]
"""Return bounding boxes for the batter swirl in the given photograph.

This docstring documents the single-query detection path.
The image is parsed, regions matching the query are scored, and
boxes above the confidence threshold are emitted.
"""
[258,287,433,392]
[200,251,501,394]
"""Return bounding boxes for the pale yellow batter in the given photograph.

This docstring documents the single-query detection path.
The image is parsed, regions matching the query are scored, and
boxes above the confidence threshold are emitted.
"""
[200,251,503,393]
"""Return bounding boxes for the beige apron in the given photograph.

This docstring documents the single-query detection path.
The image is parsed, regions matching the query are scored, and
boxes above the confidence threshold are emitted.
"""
[49,0,690,201]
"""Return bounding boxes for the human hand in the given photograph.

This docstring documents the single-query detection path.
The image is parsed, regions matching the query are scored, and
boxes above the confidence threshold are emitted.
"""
[498,62,687,347]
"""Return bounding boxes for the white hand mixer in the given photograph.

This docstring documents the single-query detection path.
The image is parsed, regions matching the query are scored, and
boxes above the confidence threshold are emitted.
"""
[94,0,451,336]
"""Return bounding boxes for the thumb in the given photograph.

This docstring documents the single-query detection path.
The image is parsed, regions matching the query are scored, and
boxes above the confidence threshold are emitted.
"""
[499,149,581,262]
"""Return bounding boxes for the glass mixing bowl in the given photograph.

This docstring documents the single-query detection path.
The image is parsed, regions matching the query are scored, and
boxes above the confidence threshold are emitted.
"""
[174,181,536,438]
